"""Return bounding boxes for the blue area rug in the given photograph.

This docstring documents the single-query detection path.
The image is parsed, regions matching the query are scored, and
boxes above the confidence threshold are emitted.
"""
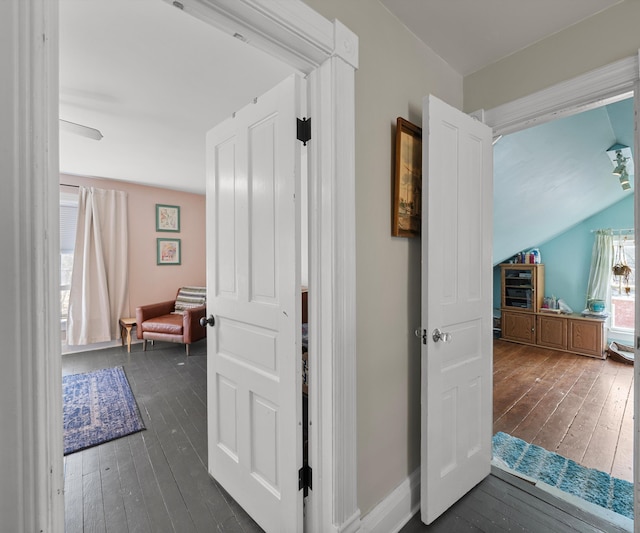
[63,366,145,455]
[492,432,633,519]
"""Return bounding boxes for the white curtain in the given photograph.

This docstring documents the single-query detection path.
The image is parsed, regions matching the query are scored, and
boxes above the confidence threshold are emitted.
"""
[585,229,613,308]
[67,186,129,345]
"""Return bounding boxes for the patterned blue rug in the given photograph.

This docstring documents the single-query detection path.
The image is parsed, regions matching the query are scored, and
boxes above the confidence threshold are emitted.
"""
[63,366,145,455]
[492,432,633,519]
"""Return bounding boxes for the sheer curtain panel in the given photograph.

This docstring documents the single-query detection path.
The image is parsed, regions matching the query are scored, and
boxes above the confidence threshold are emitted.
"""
[585,229,613,309]
[67,186,129,345]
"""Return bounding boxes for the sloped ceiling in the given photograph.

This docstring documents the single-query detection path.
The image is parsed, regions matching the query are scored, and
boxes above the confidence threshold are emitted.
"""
[493,97,634,265]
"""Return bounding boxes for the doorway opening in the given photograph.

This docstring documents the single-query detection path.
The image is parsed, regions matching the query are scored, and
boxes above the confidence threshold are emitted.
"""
[59,1,311,530]
[491,91,635,522]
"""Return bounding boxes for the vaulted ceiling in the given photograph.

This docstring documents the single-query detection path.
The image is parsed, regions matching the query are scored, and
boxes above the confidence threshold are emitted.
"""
[493,97,634,264]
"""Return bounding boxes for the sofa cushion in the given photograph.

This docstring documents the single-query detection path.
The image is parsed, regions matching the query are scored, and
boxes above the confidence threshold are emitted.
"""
[174,286,207,314]
[142,314,183,335]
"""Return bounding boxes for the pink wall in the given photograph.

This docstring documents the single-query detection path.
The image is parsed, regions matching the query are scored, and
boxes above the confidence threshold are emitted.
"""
[60,174,206,317]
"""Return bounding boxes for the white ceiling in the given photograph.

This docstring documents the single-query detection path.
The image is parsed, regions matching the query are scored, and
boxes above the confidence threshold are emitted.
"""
[59,0,296,194]
[379,0,623,76]
[60,0,626,196]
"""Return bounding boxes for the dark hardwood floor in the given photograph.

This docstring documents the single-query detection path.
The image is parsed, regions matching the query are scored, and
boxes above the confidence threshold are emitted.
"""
[400,467,629,533]
[62,339,262,533]
[493,339,634,482]
[63,338,633,532]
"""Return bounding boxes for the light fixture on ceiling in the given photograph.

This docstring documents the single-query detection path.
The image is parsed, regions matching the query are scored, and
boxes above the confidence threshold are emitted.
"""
[59,119,103,141]
[606,143,633,191]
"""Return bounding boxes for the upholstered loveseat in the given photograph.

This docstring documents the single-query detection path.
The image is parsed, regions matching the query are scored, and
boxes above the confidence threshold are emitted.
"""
[135,286,207,355]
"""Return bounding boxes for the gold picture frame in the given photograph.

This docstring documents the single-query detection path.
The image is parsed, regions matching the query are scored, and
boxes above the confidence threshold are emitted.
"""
[392,117,422,238]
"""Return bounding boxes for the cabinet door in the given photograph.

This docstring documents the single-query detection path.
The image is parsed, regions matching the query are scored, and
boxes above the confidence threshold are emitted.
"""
[502,311,536,344]
[501,264,544,313]
[537,315,567,350]
[568,319,605,358]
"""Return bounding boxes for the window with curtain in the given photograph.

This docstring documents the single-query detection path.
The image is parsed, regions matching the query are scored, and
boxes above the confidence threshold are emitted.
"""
[67,186,129,345]
[610,232,635,334]
[60,191,78,334]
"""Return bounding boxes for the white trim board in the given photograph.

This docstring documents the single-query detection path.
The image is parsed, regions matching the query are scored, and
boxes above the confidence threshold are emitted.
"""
[13,0,360,531]
[360,469,420,533]
[481,55,638,136]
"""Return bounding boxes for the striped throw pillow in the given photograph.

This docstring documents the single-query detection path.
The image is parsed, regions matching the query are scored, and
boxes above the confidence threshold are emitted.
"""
[174,286,206,314]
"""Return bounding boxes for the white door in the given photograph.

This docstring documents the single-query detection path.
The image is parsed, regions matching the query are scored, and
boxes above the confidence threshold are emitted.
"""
[204,74,303,533]
[420,95,493,524]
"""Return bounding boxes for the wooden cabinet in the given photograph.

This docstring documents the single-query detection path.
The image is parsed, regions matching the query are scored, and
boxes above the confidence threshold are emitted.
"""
[500,263,606,358]
[505,311,606,358]
[502,311,536,344]
[501,264,544,313]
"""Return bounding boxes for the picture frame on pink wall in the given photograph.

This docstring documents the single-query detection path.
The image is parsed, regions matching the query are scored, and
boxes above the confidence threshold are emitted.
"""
[156,203,180,232]
[157,238,181,265]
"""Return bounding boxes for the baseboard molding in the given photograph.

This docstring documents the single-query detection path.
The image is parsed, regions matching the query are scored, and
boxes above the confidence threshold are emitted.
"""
[360,468,420,533]
[337,509,362,533]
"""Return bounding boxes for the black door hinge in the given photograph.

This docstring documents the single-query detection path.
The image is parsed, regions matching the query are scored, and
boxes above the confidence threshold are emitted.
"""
[298,465,312,494]
[297,117,311,146]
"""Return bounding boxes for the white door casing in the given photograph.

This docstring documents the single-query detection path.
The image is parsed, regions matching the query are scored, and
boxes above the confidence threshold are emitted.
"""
[18,0,359,531]
[421,94,493,524]
[205,74,303,533]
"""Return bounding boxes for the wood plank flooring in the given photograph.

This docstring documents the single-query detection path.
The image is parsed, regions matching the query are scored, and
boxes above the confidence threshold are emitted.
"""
[62,340,263,533]
[64,339,633,532]
[493,339,634,482]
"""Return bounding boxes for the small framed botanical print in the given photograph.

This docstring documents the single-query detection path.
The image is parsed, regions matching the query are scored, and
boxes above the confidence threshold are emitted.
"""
[157,238,181,265]
[156,204,180,232]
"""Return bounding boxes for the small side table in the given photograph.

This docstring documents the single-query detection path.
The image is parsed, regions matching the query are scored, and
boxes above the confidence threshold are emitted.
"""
[119,317,137,353]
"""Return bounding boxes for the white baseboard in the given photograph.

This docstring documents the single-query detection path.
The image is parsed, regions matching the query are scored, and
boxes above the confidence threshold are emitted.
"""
[359,468,420,533]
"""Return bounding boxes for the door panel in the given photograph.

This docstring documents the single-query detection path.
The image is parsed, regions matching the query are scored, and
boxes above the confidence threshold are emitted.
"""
[421,95,493,524]
[205,74,303,533]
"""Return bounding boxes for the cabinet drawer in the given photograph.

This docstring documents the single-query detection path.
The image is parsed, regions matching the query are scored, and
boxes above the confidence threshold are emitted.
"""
[502,311,536,344]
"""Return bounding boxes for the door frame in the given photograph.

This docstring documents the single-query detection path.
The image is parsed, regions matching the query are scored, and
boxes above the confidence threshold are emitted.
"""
[10,1,360,531]
[480,54,639,524]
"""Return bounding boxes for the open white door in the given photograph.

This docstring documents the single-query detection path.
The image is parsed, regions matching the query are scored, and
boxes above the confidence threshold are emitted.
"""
[420,95,493,524]
[204,74,303,533]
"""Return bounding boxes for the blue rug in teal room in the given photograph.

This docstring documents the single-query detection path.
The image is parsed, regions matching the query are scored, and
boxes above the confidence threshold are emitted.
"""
[63,366,145,455]
[492,432,633,520]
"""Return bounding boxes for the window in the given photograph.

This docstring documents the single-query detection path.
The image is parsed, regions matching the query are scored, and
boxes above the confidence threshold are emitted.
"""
[610,233,635,334]
[60,192,78,332]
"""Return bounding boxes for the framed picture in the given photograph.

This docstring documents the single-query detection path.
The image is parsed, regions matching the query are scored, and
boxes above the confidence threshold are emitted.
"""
[157,238,181,265]
[392,117,422,238]
[156,204,180,232]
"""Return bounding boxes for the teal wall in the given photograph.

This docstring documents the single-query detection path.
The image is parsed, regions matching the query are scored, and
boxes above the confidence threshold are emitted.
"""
[493,194,634,313]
